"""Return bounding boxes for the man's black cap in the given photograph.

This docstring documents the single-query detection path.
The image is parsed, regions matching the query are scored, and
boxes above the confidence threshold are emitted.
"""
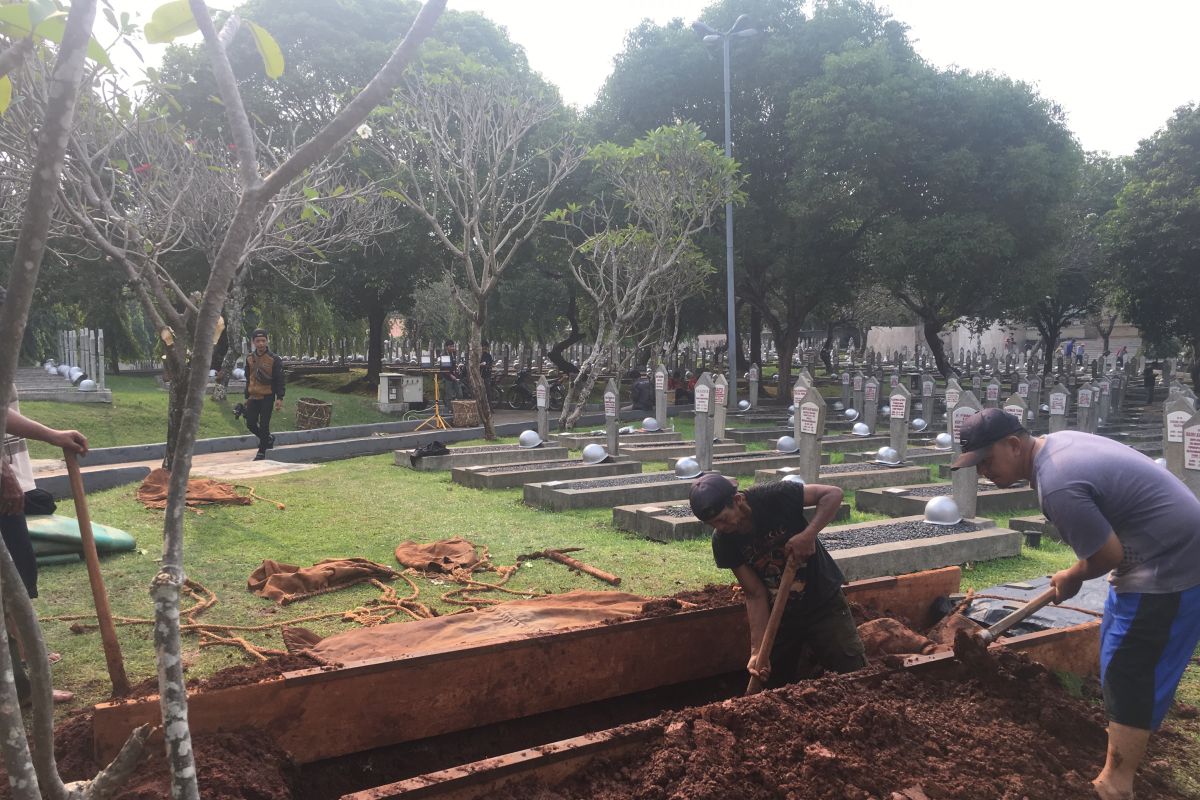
[950,408,1026,470]
[689,473,737,521]
[251,328,269,339]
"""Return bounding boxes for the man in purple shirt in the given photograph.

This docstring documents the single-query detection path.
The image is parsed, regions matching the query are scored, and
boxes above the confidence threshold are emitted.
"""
[953,408,1200,800]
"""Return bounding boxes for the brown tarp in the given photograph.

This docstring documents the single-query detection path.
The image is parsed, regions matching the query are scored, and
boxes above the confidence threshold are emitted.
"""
[248,558,399,604]
[394,537,484,572]
[136,467,252,510]
[299,590,649,665]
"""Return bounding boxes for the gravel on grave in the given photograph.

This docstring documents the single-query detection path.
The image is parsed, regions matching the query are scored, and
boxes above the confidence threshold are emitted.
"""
[818,462,914,474]
[899,481,1022,498]
[556,472,683,490]
[821,520,981,550]
[444,444,523,454]
[483,459,592,473]
[713,451,795,460]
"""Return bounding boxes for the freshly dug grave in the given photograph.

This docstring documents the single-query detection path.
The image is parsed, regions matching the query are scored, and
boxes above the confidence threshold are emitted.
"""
[503,650,1193,800]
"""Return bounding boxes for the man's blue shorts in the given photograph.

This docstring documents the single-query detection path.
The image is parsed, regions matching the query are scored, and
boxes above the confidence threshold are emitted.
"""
[1100,583,1200,730]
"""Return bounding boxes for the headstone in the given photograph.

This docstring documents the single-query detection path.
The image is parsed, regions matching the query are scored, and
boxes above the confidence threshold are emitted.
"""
[1164,396,1194,478]
[889,383,911,462]
[713,373,729,441]
[863,376,880,434]
[96,329,106,388]
[984,377,1001,409]
[950,390,983,519]
[972,374,982,395]
[654,365,668,433]
[604,378,620,456]
[920,373,935,419]
[840,371,851,409]
[536,375,550,440]
[852,371,865,417]
[1048,382,1070,434]
[792,375,810,441]
[796,382,827,483]
[1076,382,1095,433]
[694,373,714,471]
[943,378,962,432]
[1002,393,1028,423]
[1109,373,1124,421]
[1183,409,1200,500]
[1026,374,1042,425]
[748,364,759,410]
[1098,376,1112,426]
[889,370,900,390]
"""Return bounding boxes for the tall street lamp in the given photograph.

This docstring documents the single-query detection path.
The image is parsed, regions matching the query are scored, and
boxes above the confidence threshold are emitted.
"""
[694,14,758,407]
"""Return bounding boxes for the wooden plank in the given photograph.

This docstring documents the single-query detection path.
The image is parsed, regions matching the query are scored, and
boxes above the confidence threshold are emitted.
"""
[844,565,961,628]
[341,725,658,800]
[997,620,1101,677]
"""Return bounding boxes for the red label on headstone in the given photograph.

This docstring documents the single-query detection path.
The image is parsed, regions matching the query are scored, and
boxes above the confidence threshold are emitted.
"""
[604,392,617,417]
[986,385,999,401]
[945,388,960,408]
[654,373,665,391]
[536,384,548,409]
[890,395,907,420]
[1184,424,1200,471]
[1049,393,1066,415]
[800,402,820,435]
[853,376,863,391]
[1079,390,1091,408]
[1017,383,1029,398]
[865,384,877,402]
[793,385,807,406]
[695,385,710,413]
[715,384,726,405]
[1168,411,1190,443]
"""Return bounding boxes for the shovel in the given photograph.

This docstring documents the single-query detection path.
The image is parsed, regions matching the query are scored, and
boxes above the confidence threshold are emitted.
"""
[745,555,801,695]
[902,585,1058,671]
[64,452,131,696]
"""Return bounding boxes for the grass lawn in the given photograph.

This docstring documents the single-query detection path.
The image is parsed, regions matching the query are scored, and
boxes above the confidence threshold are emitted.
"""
[18,373,400,459]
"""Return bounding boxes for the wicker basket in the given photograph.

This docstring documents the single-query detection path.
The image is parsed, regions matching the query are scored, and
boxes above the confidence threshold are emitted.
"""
[295,397,332,430]
[451,400,479,428]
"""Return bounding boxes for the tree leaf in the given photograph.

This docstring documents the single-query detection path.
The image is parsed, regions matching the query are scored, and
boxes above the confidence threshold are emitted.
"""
[27,0,55,29]
[143,0,198,44]
[29,16,114,69]
[0,76,11,117]
[244,20,284,80]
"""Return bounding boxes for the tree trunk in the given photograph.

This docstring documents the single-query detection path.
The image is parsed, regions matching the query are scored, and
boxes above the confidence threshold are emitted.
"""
[546,292,583,374]
[923,319,955,378]
[366,306,386,385]
[466,307,495,439]
[163,359,189,472]
[775,328,798,397]
[749,305,761,368]
[212,279,247,403]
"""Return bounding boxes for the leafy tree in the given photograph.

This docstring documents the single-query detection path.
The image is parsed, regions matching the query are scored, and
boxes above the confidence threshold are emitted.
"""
[797,38,1080,376]
[551,123,743,427]
[1024,153,1126,373]
[1106,104,1200,385]
[377,64,584,438]
[590,0,907,388]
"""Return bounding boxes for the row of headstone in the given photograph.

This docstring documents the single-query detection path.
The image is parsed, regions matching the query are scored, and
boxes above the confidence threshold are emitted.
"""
[57,328,106,389]
[1164,385,1200,498]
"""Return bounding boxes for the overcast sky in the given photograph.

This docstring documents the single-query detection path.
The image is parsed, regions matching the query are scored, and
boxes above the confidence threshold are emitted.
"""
[117,0,1200,156]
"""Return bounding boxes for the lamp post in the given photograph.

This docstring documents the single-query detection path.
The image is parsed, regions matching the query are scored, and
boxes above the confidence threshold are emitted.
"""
[694,15,758,407]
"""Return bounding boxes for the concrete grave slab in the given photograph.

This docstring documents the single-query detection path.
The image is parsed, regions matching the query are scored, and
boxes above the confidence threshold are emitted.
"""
[549,431,682,450]
[620,441,746,462]
[1008,515,1061,548]
[754,462,931,492]
[855,481,1038,517]
[824,516,1020,581]
[612,500,850,542]
[524,471,726,511]
[396,444,568,471]
[452,458,641,490]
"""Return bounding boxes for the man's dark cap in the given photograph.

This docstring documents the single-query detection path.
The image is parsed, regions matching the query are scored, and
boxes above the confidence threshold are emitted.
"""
[251,328,269,339]
[689,473,737,521]
[950,408,1026,470]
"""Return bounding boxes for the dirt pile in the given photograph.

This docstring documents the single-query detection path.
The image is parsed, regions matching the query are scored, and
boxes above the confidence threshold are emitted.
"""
[506,649,1192,800]
[0,712,294,800]
[632,584,741,619]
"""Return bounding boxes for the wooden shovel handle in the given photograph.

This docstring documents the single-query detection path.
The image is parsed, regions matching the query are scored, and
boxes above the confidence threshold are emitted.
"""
[982,586,1058,643]
[64,452,130,696]
[746,555,801,695]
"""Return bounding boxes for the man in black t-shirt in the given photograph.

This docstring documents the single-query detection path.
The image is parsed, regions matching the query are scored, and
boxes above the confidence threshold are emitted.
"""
[690,474,866,687]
